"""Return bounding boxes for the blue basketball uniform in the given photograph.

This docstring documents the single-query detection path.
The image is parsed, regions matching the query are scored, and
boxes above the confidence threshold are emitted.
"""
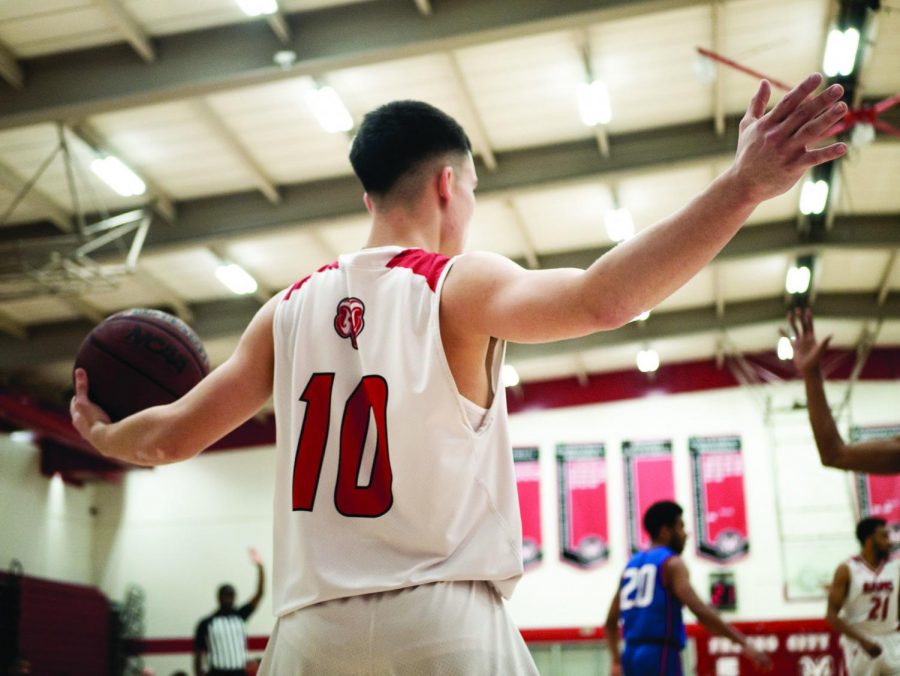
[619,546,686,676]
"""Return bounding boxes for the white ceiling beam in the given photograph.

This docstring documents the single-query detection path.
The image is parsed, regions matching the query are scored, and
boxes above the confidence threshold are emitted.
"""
[69,122,176,222]
[0,39,24,90]
[711,0,725,136]
[93,0,156,63]
[0,161,71,232]
[505,198,540,269]
[447,53,497,171]
[414,0,433,15]
[193,99,281,204]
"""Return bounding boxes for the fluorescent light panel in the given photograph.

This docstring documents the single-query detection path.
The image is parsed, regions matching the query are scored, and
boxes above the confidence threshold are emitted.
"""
[636,348,659,373]
[777,336,794,361]
[823,27,860,77]
[577,80,612,127]
[216,263,258,295]
[605,207,634,242]
[799,179,829,215]
[90,156,146,197]
[785,265,812,294]
[237,0,278,16]
[305,86,354,133]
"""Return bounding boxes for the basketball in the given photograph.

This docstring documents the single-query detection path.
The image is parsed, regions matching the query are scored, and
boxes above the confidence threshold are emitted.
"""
[73,308,210,422]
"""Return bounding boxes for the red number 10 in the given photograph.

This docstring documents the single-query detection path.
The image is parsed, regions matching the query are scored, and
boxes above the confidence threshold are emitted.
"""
[291,373,393,517]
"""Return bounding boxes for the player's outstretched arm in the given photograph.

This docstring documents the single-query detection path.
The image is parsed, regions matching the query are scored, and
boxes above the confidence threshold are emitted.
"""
[825,563,883,658]
[604,589,623,675]
[444,75,847,345]
[71,295,278,466]
[246,547,265,615]
[786,308,900,474]
[665,557,772,671]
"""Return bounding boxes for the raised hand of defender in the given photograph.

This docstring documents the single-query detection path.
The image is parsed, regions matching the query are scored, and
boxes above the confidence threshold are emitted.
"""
[248,547,263,566]
[782,308,831,376]
[732,73,847,203]
[70,368,111,445]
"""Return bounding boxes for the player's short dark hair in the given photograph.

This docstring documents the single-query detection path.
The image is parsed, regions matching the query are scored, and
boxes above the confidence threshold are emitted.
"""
[856,516,886,545]
[217,584,235,598]
[349,100,472,197]
[643,500,683,539]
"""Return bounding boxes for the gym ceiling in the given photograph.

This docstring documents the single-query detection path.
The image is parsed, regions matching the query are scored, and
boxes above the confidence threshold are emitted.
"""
[0,0,897,408]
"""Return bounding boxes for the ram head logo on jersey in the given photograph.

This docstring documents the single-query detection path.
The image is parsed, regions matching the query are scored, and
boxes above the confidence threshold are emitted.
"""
[334,297,365,349]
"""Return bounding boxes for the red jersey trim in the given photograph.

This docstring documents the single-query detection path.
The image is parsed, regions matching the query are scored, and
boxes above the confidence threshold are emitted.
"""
[386,249,450,293]
[283,261,340,300]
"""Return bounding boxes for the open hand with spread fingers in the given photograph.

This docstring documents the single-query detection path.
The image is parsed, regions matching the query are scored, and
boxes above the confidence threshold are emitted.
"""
[730,73,848,203]
[783,307,832,377]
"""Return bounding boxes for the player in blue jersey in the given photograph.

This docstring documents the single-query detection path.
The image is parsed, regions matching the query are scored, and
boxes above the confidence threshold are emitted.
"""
[604,501,771,675]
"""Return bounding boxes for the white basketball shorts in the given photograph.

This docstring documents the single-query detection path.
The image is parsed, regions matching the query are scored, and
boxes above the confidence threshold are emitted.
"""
[258,580,539,676]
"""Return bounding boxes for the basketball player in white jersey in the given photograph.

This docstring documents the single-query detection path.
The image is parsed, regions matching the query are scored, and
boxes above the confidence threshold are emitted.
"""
[72,73,847,674]
[827,517,900,675]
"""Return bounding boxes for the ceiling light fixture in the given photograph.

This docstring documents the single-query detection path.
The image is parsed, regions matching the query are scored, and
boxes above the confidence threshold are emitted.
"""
[785,265,812,295]
[605,207,634,242]
[577,80,612,127]
[90,156,146,197]
[823,27,860,77]
[236,0,278,17]
[636,348,659,373]
[215,263,259,295]
[799,179,829,215]
[305,85,354,133]
[777,335,794,361]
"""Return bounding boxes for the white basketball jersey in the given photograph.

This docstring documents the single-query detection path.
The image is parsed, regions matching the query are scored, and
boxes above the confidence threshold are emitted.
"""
[840,555,900,637]
[271,246,524,617]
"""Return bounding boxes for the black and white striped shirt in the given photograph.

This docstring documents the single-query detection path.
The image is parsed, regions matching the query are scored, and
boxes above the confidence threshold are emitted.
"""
[194,604,252,670]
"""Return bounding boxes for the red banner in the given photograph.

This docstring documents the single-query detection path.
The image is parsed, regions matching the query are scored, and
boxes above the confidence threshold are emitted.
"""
[623,439,674,553]
[693,619,842,676]
[852,424,900,553]
[690,435,749,563]
[514,446,543,568]
[556,443,608,568]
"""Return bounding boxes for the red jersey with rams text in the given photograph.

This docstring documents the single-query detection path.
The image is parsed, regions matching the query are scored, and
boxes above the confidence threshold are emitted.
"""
[271,246,523,617]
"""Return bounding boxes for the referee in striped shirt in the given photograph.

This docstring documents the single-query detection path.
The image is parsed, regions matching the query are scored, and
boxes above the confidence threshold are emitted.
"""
[193,549,264,676]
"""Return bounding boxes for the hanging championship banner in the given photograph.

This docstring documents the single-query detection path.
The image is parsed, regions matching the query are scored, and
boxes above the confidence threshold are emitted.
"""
[556,443,609,568]
[623,439,674,554]
[689,436,749,563]
[851,424,900,552]
[514,447,543,568]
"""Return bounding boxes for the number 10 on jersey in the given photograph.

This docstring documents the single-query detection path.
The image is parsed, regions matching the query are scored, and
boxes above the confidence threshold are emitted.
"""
[292,373,393,517]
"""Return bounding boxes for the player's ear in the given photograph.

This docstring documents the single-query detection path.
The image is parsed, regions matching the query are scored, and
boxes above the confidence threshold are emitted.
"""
[363,192,374,215]
[437,165,454,203]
